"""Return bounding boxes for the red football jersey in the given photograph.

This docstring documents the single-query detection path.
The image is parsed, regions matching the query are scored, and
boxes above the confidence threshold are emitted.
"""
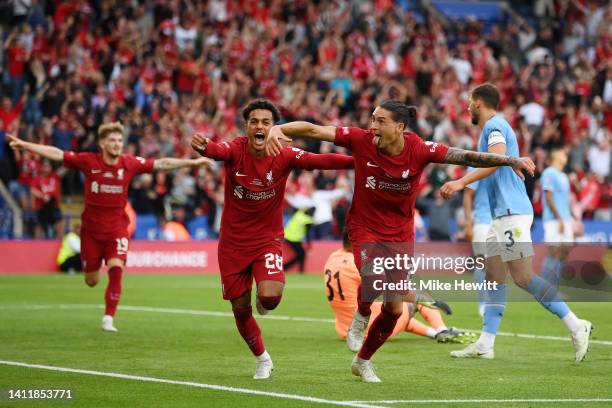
[63,152,154,235]
[203,137,353,248]
[334,126,448,242]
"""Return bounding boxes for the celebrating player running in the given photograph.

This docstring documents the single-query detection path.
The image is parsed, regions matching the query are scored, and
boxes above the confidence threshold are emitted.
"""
[191,99,353,380]
[8,122,212,332]
[265,100,535,382]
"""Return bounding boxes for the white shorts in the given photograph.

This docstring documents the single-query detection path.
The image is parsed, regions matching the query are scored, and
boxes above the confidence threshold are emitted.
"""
[486,214,534,262]
[471,223,491,256]
[544,219,574,243]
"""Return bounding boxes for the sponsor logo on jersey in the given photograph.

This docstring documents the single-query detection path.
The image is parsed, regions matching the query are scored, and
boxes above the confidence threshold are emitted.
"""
[246,189,276,201]
[100,184,123,194]
[103,172,114,178]
[378,180,410,191]
[91,180,123,194]
[342,127,349,135]
[251,178,263,186]
[233,184,276,201]
[366,176,376,189]
[366,161,379,168]
[365,176,409,191]
[235,171,247,177]
[91,169,101,174]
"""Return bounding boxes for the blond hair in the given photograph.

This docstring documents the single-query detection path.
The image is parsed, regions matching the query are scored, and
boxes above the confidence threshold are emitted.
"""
[98,122,124,140]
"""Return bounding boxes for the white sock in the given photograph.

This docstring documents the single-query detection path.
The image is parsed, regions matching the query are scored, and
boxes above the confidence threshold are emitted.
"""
[476,332,496,351]
[426,328,437,338]
[256,350,271,362]
[435,326,448,334]
[562,312,582,334]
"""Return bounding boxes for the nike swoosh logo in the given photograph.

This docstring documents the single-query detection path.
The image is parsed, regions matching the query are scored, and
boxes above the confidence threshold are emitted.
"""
[267,270,280,275]
[366,161,379,167]
[91,170,101,173]
[235,172,247,177]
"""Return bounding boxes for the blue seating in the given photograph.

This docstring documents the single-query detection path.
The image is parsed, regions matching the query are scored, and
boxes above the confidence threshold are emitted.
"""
[133,214,159,240]
[431,1,506,30]
[187,215,211,240]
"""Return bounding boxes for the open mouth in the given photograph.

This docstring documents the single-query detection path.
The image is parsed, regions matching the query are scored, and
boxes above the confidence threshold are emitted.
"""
[254,131,265,142]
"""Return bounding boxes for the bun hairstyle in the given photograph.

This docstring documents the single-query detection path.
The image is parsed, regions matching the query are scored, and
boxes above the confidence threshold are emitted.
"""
[379,100,418,131]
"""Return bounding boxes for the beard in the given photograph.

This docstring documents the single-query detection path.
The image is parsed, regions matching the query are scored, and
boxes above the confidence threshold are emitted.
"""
[471,114,479,125]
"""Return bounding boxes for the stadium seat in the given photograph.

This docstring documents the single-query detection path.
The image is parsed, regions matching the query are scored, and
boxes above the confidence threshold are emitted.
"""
[133,214,159,240]
[187,215,210,240]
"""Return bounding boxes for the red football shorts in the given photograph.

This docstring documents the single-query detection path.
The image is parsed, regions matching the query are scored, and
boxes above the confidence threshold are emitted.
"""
[348,228,414,302]
[81,230,129,273]
[218,240,285,300]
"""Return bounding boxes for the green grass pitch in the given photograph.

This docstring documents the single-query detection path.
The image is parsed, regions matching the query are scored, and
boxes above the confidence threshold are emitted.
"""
[1,274,611,408]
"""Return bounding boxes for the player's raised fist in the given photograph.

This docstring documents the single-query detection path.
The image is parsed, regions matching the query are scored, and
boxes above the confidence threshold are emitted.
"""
[191,133,209,155]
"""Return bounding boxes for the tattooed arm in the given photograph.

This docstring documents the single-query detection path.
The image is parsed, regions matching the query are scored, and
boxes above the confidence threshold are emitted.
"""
[443,147,525,168]
[440,144,535,199]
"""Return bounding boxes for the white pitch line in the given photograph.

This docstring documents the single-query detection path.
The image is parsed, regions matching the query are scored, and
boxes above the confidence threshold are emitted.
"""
[0,304,335,323]
[1,303,611,346]
[0,360,384,408]
[345,399,612,405]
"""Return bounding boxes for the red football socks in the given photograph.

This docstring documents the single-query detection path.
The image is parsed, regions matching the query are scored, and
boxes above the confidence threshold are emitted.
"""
[357,285,372,317]
[233,305,266,356]
[104,266,123,316]
[357,307,400,360]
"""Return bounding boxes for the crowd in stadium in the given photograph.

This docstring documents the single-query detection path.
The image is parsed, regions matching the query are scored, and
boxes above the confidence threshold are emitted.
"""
[0,0,610,240]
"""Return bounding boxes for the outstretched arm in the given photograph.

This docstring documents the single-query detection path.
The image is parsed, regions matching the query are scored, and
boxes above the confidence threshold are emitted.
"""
[265,122,336,156]
[8,134,64,162]
[153,157,212,171]
[440,144,535,199]
[443,147,534,179]
[293,152,354,170]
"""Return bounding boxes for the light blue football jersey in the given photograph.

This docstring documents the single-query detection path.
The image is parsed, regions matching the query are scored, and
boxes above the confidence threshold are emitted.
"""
[541,166,571,221]
[466,167,492,225]
[477,115,533,218]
